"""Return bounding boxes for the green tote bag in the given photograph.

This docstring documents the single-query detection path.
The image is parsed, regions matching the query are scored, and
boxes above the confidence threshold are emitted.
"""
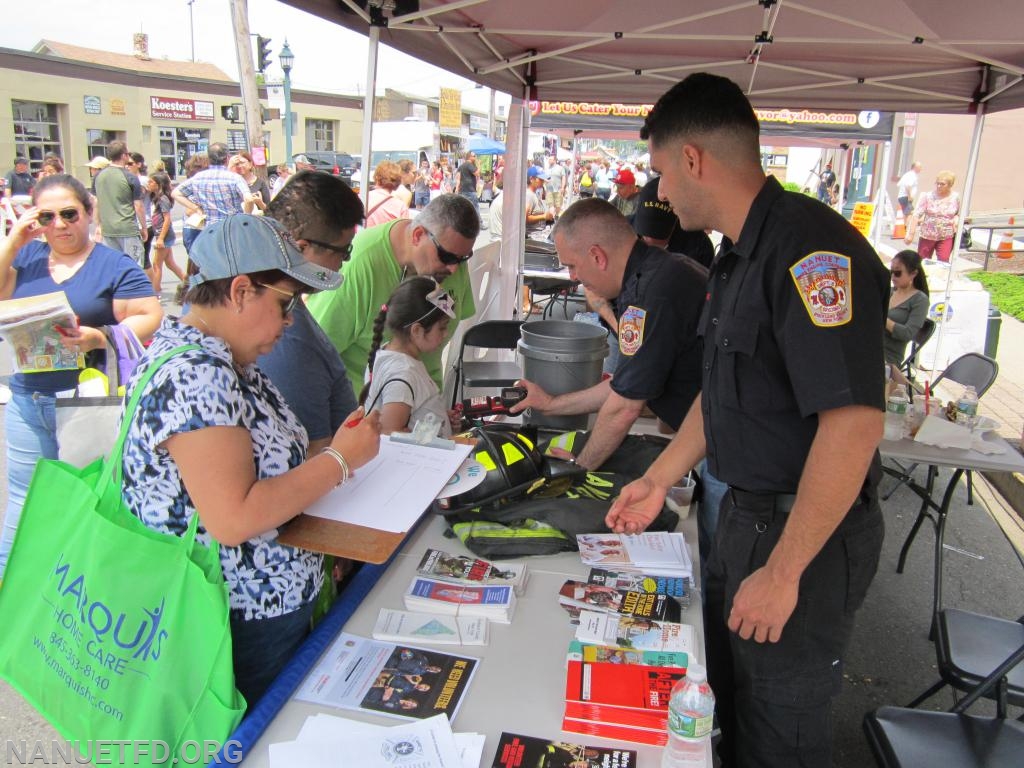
[0,345,246,765]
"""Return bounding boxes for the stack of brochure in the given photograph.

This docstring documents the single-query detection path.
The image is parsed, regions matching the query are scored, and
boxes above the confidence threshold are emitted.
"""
[404,576,517,624]
[416,548,529,596]
[574,609,696,655]
[372,608,489,646]
[557,579,682,624]
[585,566,692,607]
[576,532,693,579]
[491,732,637,768]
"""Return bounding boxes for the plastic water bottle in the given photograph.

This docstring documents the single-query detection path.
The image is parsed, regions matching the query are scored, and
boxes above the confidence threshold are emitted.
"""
[662,663,714,768]
[955,386,979,430]
[884,389,910,441]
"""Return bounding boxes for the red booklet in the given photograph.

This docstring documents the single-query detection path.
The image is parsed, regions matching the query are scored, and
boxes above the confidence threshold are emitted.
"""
[561,714,668,747]
[563,657,684,733]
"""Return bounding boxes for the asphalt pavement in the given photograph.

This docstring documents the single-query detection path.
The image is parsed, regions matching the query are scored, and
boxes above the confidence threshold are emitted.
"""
[1,229,1022,765]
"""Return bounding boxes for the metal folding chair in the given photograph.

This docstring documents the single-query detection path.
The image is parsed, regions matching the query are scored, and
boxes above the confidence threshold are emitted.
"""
[864,638,1024,766]
[449,320,523,409]
[882,352,999,506]
[899,318,936,395]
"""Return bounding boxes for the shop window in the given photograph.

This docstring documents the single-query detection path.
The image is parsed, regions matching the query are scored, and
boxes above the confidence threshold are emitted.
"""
[159,127,211,179]
[86,130,125,164]
[305,119,335,152]
[12,100,62,173]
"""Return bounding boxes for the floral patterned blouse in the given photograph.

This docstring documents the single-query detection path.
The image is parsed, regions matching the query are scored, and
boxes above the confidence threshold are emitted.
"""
[916,191,960,241]
[120,317,323,622]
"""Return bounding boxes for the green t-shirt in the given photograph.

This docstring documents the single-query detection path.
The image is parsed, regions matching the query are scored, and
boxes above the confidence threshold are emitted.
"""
[307,219,476,395]
[94,166,142,237]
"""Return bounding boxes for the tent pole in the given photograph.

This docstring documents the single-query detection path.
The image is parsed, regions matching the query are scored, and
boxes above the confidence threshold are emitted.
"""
[358,24,381,210]
[503,92,530,319]
[930,102,987,372]
[871,140,893,251]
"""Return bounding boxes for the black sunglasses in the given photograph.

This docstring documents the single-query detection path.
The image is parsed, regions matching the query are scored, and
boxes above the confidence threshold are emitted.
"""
[305,238,353,258]
[253,282,301,317]
[890,269,903,277]
[37,208,81,226]
[424,228,472,266]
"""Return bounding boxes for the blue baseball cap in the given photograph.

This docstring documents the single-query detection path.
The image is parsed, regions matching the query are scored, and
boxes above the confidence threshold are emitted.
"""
[527,165,549,180]
[189,214,342,292]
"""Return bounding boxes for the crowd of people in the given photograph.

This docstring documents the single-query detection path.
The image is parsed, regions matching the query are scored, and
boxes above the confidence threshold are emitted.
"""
[0,69,970,765]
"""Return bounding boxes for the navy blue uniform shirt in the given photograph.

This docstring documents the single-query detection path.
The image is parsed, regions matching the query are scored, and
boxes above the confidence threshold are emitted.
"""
[610,239,707,431]
[699,177,890,493]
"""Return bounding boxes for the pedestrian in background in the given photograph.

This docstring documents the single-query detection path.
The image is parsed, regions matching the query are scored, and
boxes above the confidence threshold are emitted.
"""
[905,170,960,262]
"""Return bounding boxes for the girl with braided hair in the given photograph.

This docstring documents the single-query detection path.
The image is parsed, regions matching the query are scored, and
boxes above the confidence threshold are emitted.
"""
[359,276,462,436]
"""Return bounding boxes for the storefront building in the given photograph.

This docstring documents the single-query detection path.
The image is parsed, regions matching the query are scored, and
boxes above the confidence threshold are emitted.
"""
[1,39,363,181]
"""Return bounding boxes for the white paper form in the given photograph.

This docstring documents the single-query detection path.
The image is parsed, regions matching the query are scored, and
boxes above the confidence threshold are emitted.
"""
[304,437,472,532]
[270,714,462,768]
[296,714,485,768]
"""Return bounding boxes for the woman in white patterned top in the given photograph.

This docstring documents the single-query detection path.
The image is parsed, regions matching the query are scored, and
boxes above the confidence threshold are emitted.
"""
[120,214,381,704]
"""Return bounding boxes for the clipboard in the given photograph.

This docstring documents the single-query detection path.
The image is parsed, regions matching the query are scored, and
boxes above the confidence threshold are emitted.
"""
[277,435,473,564]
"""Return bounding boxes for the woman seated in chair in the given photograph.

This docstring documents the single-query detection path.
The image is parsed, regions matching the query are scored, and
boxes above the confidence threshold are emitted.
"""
[360,276,463,436]
[885,249,930,366]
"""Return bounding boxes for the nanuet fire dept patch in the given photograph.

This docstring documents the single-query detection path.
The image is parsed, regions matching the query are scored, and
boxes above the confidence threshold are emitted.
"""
[789,251,852,327]
[618,305,647,355]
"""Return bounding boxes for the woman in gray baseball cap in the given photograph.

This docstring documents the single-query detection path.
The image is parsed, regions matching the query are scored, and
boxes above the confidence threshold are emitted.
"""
[119,214,381,704]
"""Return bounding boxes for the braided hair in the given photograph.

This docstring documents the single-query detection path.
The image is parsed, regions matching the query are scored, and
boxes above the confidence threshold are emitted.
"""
[358,276,453,405]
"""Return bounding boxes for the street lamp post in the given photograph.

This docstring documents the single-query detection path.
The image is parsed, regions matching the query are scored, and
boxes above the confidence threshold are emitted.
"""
[280,40,295,164]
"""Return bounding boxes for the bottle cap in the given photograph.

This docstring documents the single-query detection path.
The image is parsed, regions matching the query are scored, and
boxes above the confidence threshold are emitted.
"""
[686,662,706,682]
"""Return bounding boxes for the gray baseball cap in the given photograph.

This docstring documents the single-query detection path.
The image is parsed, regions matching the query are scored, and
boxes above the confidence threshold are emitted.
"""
[189,214,342,292]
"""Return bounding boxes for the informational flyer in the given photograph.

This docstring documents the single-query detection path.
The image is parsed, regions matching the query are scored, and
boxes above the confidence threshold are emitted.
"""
[295,633,479,722]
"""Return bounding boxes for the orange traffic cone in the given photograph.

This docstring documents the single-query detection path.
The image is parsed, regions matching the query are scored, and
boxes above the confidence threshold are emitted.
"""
[997,216,1015,258]
[892,208,906,239]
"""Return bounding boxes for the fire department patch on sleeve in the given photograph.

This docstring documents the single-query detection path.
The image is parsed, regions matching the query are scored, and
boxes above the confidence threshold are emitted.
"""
[788,251,852,327]
[618,306,647,355]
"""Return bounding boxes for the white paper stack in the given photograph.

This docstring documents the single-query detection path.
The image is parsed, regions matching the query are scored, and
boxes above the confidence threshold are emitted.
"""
[404,576,517,624]
[270,713,485,768]
[576,532,693,579]
[373,608,490,646]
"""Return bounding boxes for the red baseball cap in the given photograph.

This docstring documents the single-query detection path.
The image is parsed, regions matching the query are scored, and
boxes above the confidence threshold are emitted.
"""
[615,168,636,186]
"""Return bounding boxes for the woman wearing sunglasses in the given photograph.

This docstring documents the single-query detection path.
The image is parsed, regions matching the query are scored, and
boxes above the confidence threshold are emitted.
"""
[119,214,381,704]
[0,174,162,577]
[884,248,930,366]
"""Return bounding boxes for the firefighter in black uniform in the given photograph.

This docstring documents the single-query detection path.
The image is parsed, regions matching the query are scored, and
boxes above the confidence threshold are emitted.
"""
[607,73,890,767]
[511,197,707,470]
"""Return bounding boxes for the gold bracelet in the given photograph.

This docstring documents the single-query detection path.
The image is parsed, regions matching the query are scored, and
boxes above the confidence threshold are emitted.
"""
[320,447,350,486]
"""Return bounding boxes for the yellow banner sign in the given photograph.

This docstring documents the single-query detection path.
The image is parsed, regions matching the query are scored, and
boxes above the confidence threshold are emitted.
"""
[439,88,462,131]
[850,202,875,238]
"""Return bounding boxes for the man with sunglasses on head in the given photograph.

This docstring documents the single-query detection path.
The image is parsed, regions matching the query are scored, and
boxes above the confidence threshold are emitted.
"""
[257,171,365,454]
[308,193,479,396]
[93,140,149,276]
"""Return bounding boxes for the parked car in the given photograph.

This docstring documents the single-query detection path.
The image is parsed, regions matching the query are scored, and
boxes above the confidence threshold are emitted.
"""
[292,151,357,187]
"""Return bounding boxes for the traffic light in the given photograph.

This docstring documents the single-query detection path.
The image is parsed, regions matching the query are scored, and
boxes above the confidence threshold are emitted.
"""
[256,35,273,73]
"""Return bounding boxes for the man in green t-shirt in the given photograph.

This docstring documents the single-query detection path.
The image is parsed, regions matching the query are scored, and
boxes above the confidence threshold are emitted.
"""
[94,140,149,275]
[307,193,480,394]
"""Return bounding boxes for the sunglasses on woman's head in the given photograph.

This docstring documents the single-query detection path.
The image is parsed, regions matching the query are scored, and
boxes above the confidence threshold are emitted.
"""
[423,228,472,265]
[37,208,80,226]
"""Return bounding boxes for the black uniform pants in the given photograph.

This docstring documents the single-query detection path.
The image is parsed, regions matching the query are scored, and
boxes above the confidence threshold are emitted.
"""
[705,489,884,768]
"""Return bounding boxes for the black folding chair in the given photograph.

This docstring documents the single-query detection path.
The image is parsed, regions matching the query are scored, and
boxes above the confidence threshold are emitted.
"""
[449,320,524,408]
[864,639,1024,766]
[899,317,936,393]
[883,352,999,506]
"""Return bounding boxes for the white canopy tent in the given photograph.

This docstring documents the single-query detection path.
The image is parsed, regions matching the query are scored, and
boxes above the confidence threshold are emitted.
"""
[279,0,1024,356]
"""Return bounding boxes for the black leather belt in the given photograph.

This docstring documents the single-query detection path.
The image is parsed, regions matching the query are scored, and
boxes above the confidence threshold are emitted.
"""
[728,487,798,517]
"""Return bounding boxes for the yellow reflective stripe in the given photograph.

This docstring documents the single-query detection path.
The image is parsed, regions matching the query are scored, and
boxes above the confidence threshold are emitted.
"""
[475,450,497,471]
[502,442,525,465]
[584,473,614,488]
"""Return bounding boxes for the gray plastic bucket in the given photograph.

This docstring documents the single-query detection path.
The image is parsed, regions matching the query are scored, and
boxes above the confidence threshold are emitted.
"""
[518,320,609,431]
